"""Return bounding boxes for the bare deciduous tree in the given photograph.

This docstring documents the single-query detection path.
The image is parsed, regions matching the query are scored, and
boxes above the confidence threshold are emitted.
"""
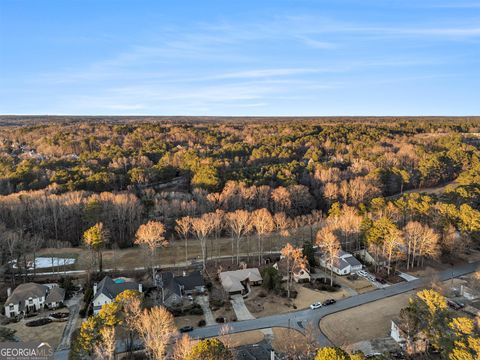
[190,213,215,270]
[172,334,194,360]
[281,243,306,298]
[226,210,252,264]
[175,216,192,264]
[131,306,175,360]
[93,326,116,360]
[316,227,341,286]
[135,220,168,281]
[252,208,274,265]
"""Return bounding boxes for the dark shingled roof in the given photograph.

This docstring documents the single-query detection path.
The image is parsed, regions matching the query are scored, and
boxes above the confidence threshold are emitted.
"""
[175,271,205,291]
[93,276,140,302]
[158,271,205,298]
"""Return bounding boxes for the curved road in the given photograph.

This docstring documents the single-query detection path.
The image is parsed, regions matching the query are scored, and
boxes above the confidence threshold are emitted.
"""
[190,261,480,346]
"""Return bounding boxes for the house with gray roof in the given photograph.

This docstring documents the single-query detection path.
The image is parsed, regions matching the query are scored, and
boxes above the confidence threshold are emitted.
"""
[219,268,263,296]
[319,250,363,275]
[156,271,205,307]
[93,276,142,314]
[45,286,65,309]
[3,283,65,318]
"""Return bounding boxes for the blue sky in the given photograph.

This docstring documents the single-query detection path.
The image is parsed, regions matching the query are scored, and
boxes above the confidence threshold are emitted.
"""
[1,0,480,116]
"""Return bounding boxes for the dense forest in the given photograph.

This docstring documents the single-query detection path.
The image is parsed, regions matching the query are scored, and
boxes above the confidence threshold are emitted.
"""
[0,117,479,266]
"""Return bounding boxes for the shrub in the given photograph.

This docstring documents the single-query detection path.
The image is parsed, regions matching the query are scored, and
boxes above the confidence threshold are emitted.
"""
[210,299,225,307]
[189,307,204,315]
[50,312,69,319]
[26,318,52,327]
[215,317,225,323]
[198,319,206,327]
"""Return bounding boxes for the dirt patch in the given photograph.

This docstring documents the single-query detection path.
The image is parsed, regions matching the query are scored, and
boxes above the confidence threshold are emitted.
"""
[246,282,354,317]
[294,285,350,309]
[271,328,308,354]
[5,318,67,348]
[320,292,413,347]
[174,315,204,329]
[219,330,264,347]
[245,287,293,317]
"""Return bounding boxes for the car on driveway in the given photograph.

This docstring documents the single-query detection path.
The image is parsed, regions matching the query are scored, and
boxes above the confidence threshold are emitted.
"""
[322,299,336,306]
[179,326,194,333]
[357,270,368,277]
[447,300,464,310]
[310,302,322,310]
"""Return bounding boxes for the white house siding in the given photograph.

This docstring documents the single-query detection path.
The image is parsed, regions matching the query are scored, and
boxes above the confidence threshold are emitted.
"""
[390,321,404,343]
[4,303,19,318]
[93,293,112,314]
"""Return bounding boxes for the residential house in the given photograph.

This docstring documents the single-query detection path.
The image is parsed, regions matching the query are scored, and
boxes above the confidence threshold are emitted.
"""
[156,271,206,307]
[93,276,142,314]
[319,250,363,275]
[45,286,65,309]
[273,259,311,283]
[219,268,263,296]
[391,318,428,354]
[4,283,49,318]
[354,249,387,267]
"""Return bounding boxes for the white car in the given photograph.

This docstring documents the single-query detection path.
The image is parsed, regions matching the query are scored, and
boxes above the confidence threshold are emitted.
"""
[310,302,322,310]
[357,270,368,277]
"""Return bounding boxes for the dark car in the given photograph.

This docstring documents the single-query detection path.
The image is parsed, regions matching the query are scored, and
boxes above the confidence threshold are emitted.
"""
[447,300,464,310]
[322,299,336,306]
[375,277,387,284]
[179,326,194,333]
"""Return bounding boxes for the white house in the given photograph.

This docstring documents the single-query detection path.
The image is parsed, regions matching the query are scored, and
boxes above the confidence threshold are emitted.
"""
[93,276,142,314]
[4,283,49,318]
[390,318,428,354]
[273,259,311,283]
[319,250,363,275]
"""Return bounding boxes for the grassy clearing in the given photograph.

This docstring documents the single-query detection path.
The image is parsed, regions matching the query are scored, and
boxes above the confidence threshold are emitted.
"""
[319,292,413,346]
[5,318,67,348]
[36,225,319,272]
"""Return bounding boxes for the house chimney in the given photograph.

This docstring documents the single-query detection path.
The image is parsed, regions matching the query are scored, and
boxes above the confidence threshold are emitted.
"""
[460,285,465,296]
[138,283,143,293]
[7,288,11,297]
[93,283,97,295]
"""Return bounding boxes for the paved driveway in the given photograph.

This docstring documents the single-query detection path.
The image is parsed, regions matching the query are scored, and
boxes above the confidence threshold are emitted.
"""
[54,292,83,360]
[196,295,216,326]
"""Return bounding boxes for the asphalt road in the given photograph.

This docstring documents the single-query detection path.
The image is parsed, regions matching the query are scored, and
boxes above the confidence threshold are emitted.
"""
[189,260,480,346]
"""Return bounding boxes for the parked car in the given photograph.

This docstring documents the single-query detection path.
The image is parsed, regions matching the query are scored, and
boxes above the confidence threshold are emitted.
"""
[179,326,194,333]
[322,299,336,306]
[375,277,387,284]
[357,270,368,277]
[447,300,464,310]
[310,302,322,310]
